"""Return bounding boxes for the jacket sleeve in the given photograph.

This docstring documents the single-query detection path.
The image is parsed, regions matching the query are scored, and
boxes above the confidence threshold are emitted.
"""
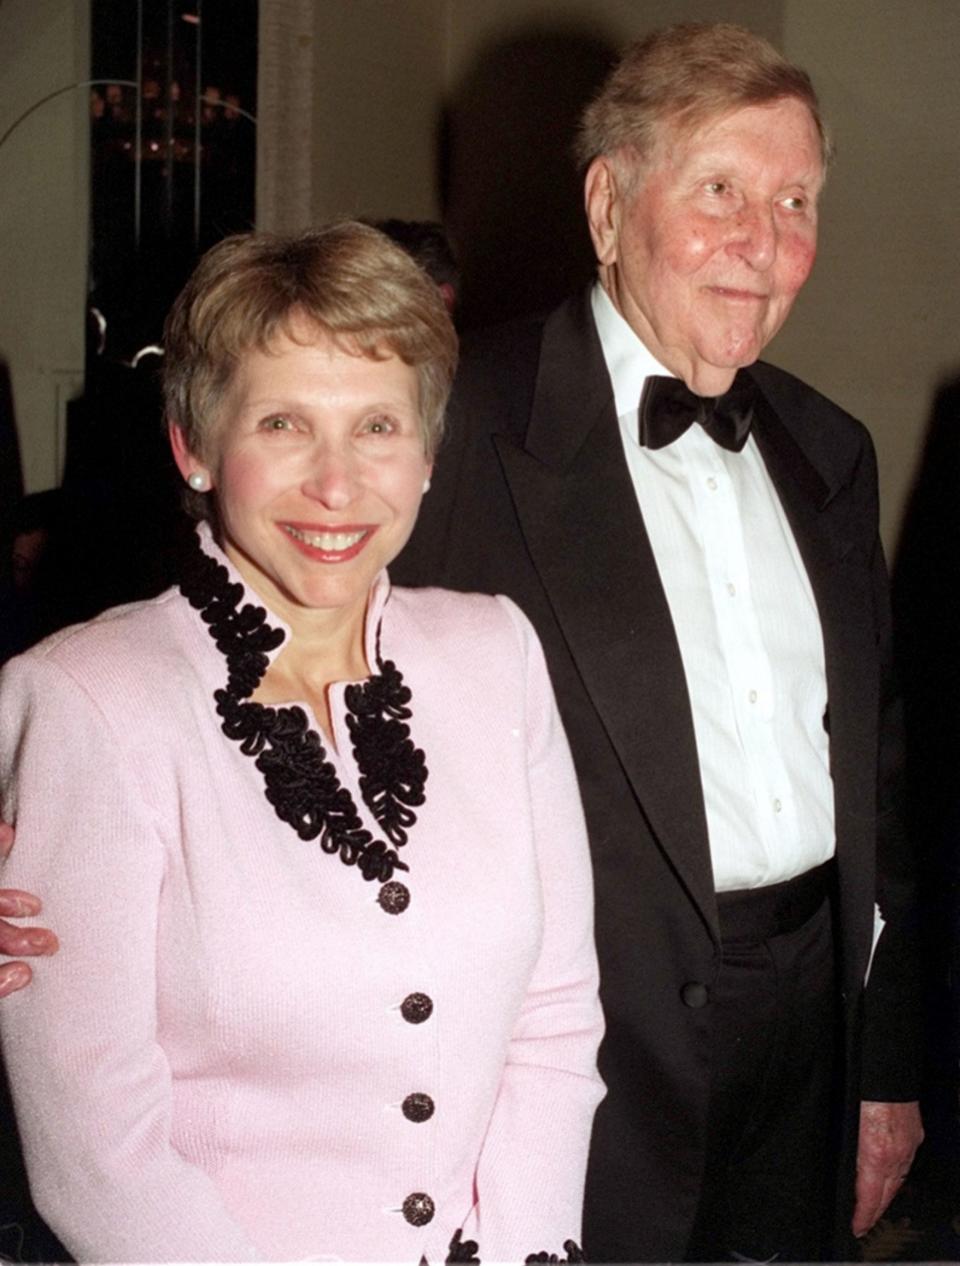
[855,437,923,1102]
[858,597,923,1097]
[0,652,263,1262]
[451,600,605,1262]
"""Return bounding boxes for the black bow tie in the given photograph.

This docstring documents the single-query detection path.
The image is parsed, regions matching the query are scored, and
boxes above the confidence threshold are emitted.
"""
[638,371,756,453]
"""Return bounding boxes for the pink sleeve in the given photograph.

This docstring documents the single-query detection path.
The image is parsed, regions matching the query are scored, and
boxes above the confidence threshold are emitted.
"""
[0,653,262,1262]
[456,600,605,1261]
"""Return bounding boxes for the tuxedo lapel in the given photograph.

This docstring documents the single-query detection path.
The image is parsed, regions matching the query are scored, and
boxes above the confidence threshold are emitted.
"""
[750,382,879,957]
[494,296,718,931]
[749,386,872,727]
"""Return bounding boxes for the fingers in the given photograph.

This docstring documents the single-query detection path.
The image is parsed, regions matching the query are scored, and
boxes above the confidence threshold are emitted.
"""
[852,1101,924,1236]
[0,916,58,958]
[0,875,56,1000]
[0,888,42,918]
[0,961,32,999]
[852,1167,907,1237]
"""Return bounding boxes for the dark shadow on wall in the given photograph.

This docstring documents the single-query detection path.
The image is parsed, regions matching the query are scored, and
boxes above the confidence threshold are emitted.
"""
[0,357,27,664]
[34,354,186,630]
[1,352,189,666]
[0,358,23,587]
[892,372,960,1112]
[440,26,616,331]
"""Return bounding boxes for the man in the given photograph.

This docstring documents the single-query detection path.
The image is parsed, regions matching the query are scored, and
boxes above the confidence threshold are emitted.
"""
[391,21,922,1263]
[0,21,923,1263]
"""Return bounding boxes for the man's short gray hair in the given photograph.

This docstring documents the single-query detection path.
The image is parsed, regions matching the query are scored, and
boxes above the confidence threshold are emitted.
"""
[576,22,831,176]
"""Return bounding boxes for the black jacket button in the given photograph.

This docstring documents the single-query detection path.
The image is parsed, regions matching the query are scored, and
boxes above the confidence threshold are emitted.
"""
[378,881,410,914]
[402,1192,435,1225]
[681,982,709,1008]
[402,1093,435,1123]
[400,992,433,1024]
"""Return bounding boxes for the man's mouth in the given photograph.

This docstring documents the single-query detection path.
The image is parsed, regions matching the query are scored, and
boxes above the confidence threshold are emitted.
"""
[708,286,767,301]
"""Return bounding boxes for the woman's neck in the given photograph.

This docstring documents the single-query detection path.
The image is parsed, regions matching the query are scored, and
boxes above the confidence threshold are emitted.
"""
[252,604,371,746]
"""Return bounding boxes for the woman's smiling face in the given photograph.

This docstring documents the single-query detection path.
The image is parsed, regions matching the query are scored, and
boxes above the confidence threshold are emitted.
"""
[173,316,430,632]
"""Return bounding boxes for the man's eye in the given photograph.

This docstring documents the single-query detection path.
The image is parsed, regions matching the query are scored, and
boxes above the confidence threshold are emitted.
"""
[704,181,729,196]
[782,195,806,212]
[262,416,294,431]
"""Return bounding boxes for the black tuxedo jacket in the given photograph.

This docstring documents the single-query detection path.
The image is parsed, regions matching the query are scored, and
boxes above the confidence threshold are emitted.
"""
[394,290,920,1261]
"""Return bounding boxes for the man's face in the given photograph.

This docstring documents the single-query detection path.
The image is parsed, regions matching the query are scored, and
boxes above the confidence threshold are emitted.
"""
[586,97,823,395]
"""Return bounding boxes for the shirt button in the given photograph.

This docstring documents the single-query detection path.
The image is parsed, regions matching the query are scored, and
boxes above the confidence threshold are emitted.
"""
[400,992,433,1024]
[726,582,736,596]
[378,881,410,915]
[681,982,709,1008]
[748,689,758,703]
[773,798,783,813]
[402,1093,435,1123]
[402,1192,435,1226]
[706,476,718,491]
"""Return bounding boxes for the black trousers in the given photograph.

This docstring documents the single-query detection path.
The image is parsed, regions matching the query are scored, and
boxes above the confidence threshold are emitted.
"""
[686,864,839,1263]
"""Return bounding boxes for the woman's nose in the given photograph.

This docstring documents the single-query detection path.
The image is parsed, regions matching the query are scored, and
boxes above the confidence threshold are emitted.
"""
[300,448,360,509]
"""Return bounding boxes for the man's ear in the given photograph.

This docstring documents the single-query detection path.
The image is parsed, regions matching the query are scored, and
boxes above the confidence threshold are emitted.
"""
[584,156,621,267]
[168,421,211,487]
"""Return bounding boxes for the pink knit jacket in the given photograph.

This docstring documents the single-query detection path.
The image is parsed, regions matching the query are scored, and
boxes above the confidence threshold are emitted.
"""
[0,529,604,1262]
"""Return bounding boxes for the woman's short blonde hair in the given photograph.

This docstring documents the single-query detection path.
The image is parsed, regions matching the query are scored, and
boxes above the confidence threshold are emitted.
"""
[163,222,458,517]
[576,22,831,179]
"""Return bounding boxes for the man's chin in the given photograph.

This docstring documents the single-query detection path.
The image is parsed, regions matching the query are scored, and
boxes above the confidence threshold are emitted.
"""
[685,360,752,396]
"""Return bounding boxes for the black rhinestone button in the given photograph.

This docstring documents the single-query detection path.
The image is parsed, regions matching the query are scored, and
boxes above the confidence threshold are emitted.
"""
[378,881,410,915]
[402,1192,435,1226]
[402,1093,435,1123]
[681,982,709,1009]
[400,992,433,1024]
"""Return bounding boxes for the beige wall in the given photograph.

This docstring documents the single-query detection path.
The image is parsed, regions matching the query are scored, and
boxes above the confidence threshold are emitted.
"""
[309,0,446,223]
[0,0,90,495]
[259,0,446,227]
[776,0,960,547]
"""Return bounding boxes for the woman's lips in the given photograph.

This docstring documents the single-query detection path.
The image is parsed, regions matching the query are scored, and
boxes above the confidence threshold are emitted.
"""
[280,523,374,562]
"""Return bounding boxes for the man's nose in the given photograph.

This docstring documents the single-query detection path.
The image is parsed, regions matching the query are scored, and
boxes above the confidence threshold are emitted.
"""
[729,202,776,270]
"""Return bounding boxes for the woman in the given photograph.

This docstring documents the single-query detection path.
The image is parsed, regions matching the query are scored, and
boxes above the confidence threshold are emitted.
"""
[0,224,604,1262]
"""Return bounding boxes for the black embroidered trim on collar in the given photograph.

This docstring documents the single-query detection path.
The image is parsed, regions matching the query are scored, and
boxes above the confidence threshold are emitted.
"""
[178,535,427,885]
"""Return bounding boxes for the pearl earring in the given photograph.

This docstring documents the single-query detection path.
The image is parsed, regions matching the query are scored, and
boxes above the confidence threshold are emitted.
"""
[422,477,431,493]
[187,471,208,492]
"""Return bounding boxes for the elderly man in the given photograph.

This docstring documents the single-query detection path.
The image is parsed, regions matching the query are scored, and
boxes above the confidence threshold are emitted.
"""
[1,21,922,1264]
[393,21,922,1264]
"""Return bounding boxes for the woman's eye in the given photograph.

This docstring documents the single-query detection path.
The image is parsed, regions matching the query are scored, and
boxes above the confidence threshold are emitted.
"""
[782,195,806,212]
[262,415,294,431]
[704,180,729,196]
[363,417,395,435]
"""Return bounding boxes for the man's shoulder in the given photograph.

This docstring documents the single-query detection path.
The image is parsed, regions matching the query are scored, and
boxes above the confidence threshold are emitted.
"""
[749,359,875,469]
[750,360,869,438]
[449,291,601,448]
[452,308,548,413]
[458,290,593,381]
[458,304,552,370]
